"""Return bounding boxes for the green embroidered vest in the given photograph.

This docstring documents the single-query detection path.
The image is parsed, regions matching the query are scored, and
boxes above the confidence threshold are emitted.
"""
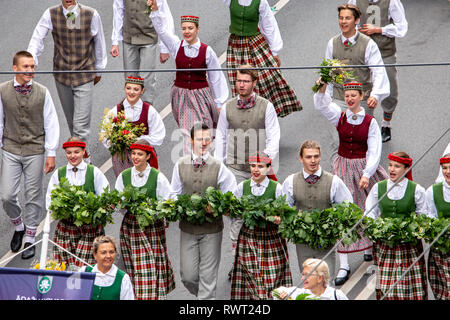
[229,0,260,36]
[432,182,450,218]
[58,164,95,193]
[378,180,416,219]
[86,265,125,300]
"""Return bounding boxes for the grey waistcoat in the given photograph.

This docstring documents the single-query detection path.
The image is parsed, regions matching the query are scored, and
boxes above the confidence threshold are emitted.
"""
[178,155,222,234]
[293,171,334,212]
[123,0,158,45]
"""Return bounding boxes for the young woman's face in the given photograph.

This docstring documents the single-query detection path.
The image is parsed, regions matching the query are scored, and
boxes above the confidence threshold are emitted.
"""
[125,83,144,105]
[65,147,84,167]
[93,242,116,272]
[181,22,199,44]
[442,162,450,185]
[344,89,363,111]
[249,163,269,182]
[131,149,150,170]
[388,160,408,183]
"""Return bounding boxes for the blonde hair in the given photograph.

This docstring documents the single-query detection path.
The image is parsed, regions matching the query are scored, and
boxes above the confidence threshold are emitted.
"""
[303,258,330,287]
[299,140,322,158]
[92,235,118,255]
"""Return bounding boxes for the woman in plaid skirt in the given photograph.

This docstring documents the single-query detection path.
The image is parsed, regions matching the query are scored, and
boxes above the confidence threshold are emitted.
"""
[46,137,110,268]
[219,0,302,118]
[365,152,430,300]
[314,81,388,286]
[115,140,175,300]
[101,76,165,177]
[147,0,229,154]
[425,154,450,300]
[231,152,292,299]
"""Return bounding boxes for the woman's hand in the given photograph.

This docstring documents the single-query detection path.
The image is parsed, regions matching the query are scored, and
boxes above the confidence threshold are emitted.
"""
[316,77,327,93]
[359,176,370,189]
[273,216,281,225]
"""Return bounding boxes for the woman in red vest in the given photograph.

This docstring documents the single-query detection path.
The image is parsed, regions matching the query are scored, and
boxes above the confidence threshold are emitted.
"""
[314,80,388,286]
[147,0,229,154]
[101,76,164,177]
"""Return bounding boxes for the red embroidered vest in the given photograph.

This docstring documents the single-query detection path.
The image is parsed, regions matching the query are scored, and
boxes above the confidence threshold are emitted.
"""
[116,101,150,135]
[174,42,209,90]
[336,112,373,159]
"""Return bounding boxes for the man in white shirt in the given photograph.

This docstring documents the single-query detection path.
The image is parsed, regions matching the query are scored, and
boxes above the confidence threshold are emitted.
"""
[27,0,107,158]
[349,0,408,142]
[0,51,60,260]
[111,0,174,104]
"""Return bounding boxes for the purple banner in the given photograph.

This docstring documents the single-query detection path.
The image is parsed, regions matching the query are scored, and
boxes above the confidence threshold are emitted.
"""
[0,267,95,300]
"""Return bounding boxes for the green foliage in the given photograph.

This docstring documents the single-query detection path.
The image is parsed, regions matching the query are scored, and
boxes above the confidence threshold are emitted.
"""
[423,216,450,254]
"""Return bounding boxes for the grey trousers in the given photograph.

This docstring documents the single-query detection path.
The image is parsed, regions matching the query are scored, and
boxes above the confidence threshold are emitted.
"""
[0,150,45,229]
[123,42,158,104]
[380,54,398,119]
[55,80,94,149]
[180,230,223,300]
[295,243,337,281]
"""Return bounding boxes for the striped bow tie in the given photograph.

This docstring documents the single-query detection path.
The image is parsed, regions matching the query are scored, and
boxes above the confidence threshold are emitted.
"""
[305,174,320,185]
[192,159,206,169]
[237,96,255,109]
[14,84,32,95]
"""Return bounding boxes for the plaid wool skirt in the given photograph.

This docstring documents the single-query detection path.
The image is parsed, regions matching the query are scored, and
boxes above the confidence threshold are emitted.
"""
[428,247,450,300]
[373,241,428,300]
[231,224,293,300]
[333,155,388,253]
[52,219,104,268]
[171,85,219,155]
[226,33,302,118]
[120,212,175,300]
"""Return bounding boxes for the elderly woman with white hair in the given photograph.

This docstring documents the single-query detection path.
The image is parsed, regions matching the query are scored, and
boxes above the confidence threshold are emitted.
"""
[274,258,348,300]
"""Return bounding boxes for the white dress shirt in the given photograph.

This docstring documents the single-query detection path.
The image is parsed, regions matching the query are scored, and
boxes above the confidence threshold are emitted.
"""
[436,143,450,183]
[348,0,408,38]
[79,264,135,300]
[425,181,450,219]
[0,78,60,157]
[46,161,110,211]
[214,95,280,163]
[115,163,173,201]
[221,0,283,55]
[101,98,166,148]
[150,9,229,110]
[111,0,173,54]
[324,31,390,103]
[234,176,283,198]
[27,3,107,76]
[314,92,382,178]
[282,166,354,208]
[171,153,237,196]
[274,286,349,300]
[365,178,430,218]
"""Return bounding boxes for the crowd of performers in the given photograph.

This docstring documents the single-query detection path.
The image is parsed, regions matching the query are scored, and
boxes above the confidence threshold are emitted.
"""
[0,0,448,301]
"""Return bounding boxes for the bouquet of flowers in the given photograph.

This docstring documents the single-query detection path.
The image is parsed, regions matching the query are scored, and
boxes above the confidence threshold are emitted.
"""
[34,260,66,271]
[49,178,120,228]
[311,59,356,93]
[99,109,146,161]
[278,202,364,250]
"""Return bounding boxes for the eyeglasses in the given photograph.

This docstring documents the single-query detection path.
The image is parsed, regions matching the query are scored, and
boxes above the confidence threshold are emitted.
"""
[236,79,253,84]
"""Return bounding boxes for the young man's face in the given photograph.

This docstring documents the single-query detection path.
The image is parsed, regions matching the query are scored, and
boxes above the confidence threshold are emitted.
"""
[236,72,257,99]
[191,129,211,156]
[13,56,35,85]
[338,9,358,36]
[299,148,321,175]
[62,0,77,10]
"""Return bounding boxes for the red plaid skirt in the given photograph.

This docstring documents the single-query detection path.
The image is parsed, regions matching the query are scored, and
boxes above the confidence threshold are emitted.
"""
[231,224,292,300]
[120,212,175,300]
[373,241,428,300]
[52,219,104,268]
[428,248,450,300]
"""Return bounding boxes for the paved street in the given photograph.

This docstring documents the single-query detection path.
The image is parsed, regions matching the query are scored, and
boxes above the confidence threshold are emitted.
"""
[0,0,449,300]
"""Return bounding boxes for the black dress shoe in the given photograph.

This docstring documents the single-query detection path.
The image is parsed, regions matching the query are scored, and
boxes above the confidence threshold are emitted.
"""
[228,268,233,281]
[22,242,35,260]
[10,229,26,252]
[381,127,391,143]
[364,254,373,262]
[334,268,351,286]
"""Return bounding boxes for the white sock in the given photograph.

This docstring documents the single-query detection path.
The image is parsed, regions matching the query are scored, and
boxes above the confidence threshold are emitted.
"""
[364,248,372,255]
[11,216,25,232]
[337,253,350,278]
[25,227,37,244]
[381,120,392,128]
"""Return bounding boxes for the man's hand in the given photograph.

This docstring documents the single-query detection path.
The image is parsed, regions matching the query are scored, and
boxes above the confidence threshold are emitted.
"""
[94,76,102,86]
[160,53,170,64]
[359,24,382,36]
[366,96,378,109]
[44,156,56,174]
[110,45,120,57]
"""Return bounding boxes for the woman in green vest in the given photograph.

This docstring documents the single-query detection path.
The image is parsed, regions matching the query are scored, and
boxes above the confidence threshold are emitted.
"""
[230,152,292,299]
[45,137,110,268]
[114,140,175,300]
[365,151,429,300]
[79,235,134,300]
[425,154,450,300]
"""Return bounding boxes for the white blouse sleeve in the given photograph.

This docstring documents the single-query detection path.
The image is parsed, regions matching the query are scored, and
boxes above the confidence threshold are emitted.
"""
[46,170,60,211]
[258,0,283,55]
[281,175,295,208]
[156,172,173,201]
[414,184,430,217]
[93,167,110,195]
[120,273,135,300]
[363,118,383,178]
[425,186,438,219]
[150,8,181,58]
[313,91,342,127]
[140,106,166,146]
[206,47,229,110]
[365,183,381,219]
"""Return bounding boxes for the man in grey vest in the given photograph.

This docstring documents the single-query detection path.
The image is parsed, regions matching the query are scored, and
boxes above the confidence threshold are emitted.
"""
[214,64,280,274]
[27,0,107,159]
[0,51,60,259]
[171,123,237,300]
[111,0,174,104]
[349,0,408,143]
[281,140,353,283]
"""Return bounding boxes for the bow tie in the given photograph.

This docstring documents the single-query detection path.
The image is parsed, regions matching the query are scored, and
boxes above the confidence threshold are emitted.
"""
[14,84,32,95]
[305,174,320,185]
[237,95,255,109]
[192,158,206,169]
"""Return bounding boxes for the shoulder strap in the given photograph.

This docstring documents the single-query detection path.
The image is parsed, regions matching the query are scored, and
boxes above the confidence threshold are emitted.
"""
[58,166,67,181]
[121,168,133,187]
[84,164,96,193]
